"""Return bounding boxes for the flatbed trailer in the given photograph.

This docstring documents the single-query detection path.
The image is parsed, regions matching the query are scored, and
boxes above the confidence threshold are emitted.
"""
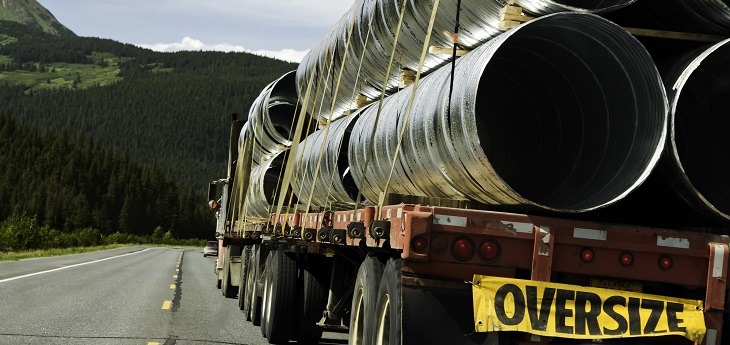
[258,204,728,344]
[207,1,730,344]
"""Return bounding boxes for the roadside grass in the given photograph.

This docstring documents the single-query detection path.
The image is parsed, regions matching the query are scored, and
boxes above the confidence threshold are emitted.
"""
[0,243,205,261]
[0,55,11,65]
[0,244,129,261]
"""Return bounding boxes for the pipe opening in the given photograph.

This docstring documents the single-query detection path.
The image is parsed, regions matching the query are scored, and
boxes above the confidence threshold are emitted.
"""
[475,18,665,210]
[268,102,296,139]
[673,44,730,214]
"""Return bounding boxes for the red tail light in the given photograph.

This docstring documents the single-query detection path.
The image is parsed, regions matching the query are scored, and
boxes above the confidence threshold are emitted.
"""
[411,236,428,253]
[478,240,500,262]
[451,237,475,261]
[619,252,634,267]
[659,255,673,270]
[580,248,595,263]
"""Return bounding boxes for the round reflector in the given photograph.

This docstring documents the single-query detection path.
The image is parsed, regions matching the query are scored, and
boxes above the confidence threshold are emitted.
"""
[580,248,595,263]
[411,236,428,253]
[659,255,673,270]
[479,240,500,262]
[451,238,475,261]
[620,252,634,266]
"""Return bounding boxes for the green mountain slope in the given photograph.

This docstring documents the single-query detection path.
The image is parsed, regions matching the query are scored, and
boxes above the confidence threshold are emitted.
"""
[0,20,297,191]
[0,0,73,36]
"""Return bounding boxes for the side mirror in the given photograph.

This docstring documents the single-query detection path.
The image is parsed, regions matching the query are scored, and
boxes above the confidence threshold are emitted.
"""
[208,182,217,201]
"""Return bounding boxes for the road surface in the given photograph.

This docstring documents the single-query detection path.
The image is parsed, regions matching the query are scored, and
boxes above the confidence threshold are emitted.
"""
[0,246,349,345]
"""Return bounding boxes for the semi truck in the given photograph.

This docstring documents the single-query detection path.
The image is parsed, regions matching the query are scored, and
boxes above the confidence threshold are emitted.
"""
[209,1,730,344]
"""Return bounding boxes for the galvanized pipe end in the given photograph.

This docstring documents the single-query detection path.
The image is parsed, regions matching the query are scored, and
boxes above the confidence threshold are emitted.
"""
[664,39,730,222]
[469,13,667,212]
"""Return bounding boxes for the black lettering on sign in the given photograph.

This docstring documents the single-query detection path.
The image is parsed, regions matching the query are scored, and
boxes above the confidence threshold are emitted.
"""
[495,284,525,326]
[526,286,555,331]
[602,296,628,335]
[575,291,602,335]
[555,289,576,334]
[628,297,641,335]
[642,299,666,334]
[666,302,687,333]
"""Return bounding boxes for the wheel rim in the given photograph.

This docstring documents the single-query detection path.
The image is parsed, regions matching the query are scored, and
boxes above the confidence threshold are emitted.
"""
[375,295,390,345]
[350,288,365,345]
[264,269,273,326]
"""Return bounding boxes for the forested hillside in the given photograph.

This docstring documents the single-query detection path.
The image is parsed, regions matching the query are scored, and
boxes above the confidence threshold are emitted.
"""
[0,20,297,239]
[0,21,297,189]
[0,114,210,239]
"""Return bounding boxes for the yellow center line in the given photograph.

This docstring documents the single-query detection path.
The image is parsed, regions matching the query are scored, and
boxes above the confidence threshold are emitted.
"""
[170,284,175,289]
[161,300,172,310]
[173,274,178,279]
[148,342,160,345]
[175,268,179,272]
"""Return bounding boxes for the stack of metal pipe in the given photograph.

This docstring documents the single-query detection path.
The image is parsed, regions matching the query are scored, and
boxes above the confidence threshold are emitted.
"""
[296,0,635,122]
[237,71,308,220]
[291,13,668,213]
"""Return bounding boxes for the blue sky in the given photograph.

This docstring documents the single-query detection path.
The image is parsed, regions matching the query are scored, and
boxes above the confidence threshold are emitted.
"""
[36,0,353,62]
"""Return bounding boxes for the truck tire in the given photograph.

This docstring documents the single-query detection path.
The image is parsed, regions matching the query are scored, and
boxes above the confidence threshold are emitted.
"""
[374,258,402,345]
[349,255,384,345]
[295,255,332,344]
[216,278,222,289]
[244,245,258,321]
[264,249,298,344]
[260,254,274,336]
[221,247,230,296]
[238,245,252,310]
[251,246,268,326]
[222,245,239,299]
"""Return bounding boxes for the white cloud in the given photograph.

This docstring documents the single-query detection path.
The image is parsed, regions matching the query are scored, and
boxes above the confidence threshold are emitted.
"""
[137,37,308,63]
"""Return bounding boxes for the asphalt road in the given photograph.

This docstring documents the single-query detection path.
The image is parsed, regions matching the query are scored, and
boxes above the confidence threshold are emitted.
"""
[0,246,349,345]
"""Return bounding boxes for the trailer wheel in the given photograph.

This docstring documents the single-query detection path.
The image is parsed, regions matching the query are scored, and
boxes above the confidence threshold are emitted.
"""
[374,258,402,345]
[216,278,222,289]
[222,264,237,298]
[349,255,384,345]
[238,245,252,310]
[260,254,274,334]
[243,245,257,320]
[295,255,332,344]
[222,245,240,299]
[251,246,267,326]
[263,249,298,344]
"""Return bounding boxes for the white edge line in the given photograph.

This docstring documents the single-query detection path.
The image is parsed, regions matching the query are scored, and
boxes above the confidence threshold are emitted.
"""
[0,248,151,283]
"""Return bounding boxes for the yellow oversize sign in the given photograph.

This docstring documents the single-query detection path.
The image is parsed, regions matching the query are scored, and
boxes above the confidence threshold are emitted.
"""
[472,276,706,342]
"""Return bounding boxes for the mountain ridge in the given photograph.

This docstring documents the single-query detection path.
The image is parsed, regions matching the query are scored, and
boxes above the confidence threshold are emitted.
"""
[0,0,74,36]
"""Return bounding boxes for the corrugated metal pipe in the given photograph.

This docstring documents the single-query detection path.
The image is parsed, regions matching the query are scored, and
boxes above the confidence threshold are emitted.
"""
[606,0,730,35]
[292,111,364,209]
[244,151,296,219]
[296,0,634,122]
[660,39,730,222]
[238,71,308,165]
[348,13,668,213]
